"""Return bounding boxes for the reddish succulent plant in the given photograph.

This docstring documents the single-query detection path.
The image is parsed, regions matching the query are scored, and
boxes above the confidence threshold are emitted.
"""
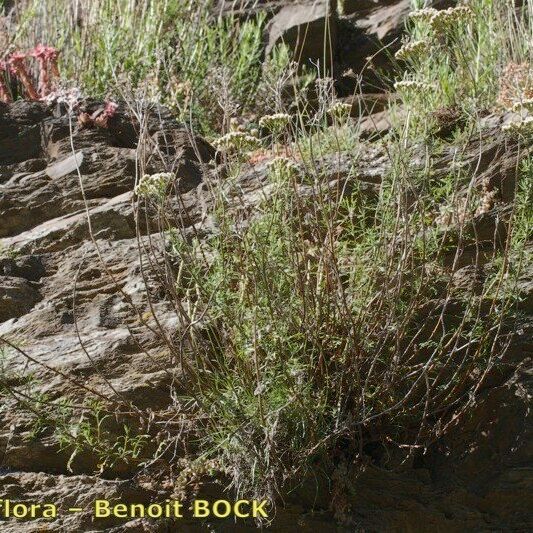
[2,45,62,102]
[30,45,50,96]
[77,111,92,128]
[8,51,39,100]
[78,102,119,130]
[94,101,119,128]
[103,101,118,117]
[43,46,60,79]
[30,45,62,98]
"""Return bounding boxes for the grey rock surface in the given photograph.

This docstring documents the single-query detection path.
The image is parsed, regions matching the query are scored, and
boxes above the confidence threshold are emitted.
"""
[0,91,531,532]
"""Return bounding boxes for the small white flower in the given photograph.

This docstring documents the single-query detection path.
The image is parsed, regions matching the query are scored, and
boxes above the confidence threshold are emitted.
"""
[410,6,474,33]
[134,172,173,199]
[327,102,352,122]
[395,40,429,61]
[409,8,438,23]
[267,156,300,180]
[429,6,474,33]
[502,116,533,135]
[394,80,435,93]
[214,131,261,152]
[258,113,291,134]
[44,87,83,110]
[512,98,533,113]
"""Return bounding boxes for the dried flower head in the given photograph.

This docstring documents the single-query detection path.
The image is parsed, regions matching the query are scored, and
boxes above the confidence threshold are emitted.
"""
[258,113,291,134]
[395,40,428,61]
[214,131,261,152]
[498,62,533,110]
[435,196,470,227]
[229,117,246,132]
[93,101,119,129]
[475,178,498,216]
[134,172,173,199]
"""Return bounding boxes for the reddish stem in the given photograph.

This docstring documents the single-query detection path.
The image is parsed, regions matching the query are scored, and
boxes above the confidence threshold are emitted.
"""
[31,46,51,97]
[49,57,60,79]
[9,53,39,101]
[44,47,60,80]
[0,78,12,103]
[0,62,13,103]
[38,58,50,96]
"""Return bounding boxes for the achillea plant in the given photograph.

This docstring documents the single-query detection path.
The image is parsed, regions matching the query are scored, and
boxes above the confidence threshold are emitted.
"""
[394,80,435,94]
[327,101,352,124]
[427,6,474,34]
[134,172,173,201]
[266,156,300,182]
[214,131,261,153]
[512,98,533,114]
[502,116,533,135]
[258,113,291,135]
[409,6,474,33]
[395,39,429,61]
[396,0,533,133]
[409,7,439,23]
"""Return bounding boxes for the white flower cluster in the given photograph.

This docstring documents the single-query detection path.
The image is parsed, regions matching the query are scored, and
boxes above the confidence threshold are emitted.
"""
[394,80,435,93]
[214,131,261,152]
[512,98,533,113]
[258,113,291,133]
[409,7,439,23]
[395,40,428,61]
[267,156,300,179]
[502,116,533,135]
[410,6,474,33]
[134,172,172,199]
[43,87,83,110]
[327,102,352,122]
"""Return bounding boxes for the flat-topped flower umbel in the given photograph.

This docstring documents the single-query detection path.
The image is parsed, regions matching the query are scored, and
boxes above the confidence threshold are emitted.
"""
[215,131,261,152]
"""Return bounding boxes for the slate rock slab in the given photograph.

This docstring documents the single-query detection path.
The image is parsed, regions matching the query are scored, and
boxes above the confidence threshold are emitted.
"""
[0,275,42,322]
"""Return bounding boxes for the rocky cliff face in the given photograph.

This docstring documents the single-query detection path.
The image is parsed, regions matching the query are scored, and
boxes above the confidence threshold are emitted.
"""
[0,1,532,531]
[0,95,531,532]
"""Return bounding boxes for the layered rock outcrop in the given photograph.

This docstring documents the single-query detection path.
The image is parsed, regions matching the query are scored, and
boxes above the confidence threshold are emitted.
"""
[0,94,531,531]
